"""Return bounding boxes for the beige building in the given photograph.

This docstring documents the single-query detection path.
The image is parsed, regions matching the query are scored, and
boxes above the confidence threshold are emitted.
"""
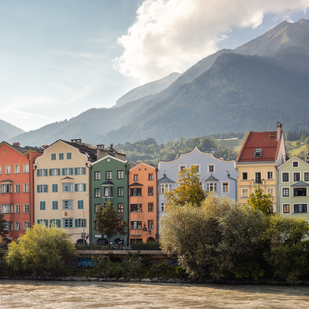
[34,139,97,243]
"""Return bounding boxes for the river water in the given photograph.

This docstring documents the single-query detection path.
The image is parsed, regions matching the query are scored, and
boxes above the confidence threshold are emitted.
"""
[0,280,308,308]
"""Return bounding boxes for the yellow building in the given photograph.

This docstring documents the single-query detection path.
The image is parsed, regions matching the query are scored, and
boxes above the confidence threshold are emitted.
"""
[34,139,97,243]
[236,122,286,210]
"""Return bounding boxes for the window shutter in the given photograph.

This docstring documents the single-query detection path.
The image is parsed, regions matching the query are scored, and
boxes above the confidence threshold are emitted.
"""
[83,183,86,191]
[62,168,65,175]
[84,219,86,228]
[45,220,48,227]
[37,185,40,193]
[70,168,73,175]
[49,220,52,227]
[62,200,65,210]
[37,220,40,224]
[75,219,78,228]
[82,167,86,175]
[75,184,78,192]
[57,219,61,228]
[45,169,48,176]
[37,169,40,177]
[49,169,52,176]
[45,185,48,193]
[62,219,65,227]
[75,167,78,175]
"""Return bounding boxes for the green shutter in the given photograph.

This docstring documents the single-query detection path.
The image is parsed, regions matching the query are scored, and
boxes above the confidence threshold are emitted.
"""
[57,168,60,176]
[84,219,86,228]
[57,219,61,228]
[62,168,65,175]
[45,185,48,193]
[37,169,40,177]
[62,219,65,227]
[37,220,40,224]
[75,167,78,175]
[75,219,78,228]
[75,184,78,191]
[70,168,73,175]
[37,185,40,193]
[83,183,86,191]
[45,169,48,176]
[49,169,52,176]
[82,167,86,175]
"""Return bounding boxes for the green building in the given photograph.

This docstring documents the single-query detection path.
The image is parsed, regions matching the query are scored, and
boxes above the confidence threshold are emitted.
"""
[277,155,309,221]
[90,145,131,246]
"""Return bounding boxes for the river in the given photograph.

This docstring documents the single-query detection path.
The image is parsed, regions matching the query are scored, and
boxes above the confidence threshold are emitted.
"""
[0,280,308,308]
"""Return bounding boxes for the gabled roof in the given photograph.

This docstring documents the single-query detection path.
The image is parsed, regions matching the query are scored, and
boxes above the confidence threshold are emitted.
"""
[102,180,114,186]
[0,141,43,155]
[205,174,218,182]
[291,181,309,187]
[158,174,175,184]
[236,130,283,162]
[63,140,97,162]
[129,182,143,187]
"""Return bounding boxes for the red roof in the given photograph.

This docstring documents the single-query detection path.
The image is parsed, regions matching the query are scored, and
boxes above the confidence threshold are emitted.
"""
[236,130,282,162]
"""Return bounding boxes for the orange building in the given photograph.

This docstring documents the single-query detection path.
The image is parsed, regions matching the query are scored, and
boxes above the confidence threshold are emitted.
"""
[0,142,43,242]
[128,163,157,243]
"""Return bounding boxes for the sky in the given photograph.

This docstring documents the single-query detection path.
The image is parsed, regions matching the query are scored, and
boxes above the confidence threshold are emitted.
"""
[1,0,309,132]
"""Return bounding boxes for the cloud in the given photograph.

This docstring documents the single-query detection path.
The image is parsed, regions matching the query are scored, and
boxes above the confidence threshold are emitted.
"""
[113,0,309,82]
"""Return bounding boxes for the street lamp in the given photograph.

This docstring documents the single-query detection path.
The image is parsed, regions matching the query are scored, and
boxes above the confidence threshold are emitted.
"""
[82,193,89,245]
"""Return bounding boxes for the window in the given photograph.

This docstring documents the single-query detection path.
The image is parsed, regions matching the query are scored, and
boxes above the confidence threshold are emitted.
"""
[161,203,165,212]
[78,200,83,209]
[106,171,112,180]
[51,153,56,160]
[148,174,153,181]
[24,221,30,230]
[14,164,20,174]
[222,182,229,193]
[2,184,12,193]
[5,165,11,174]
[242,172,248,180]
[15,222,20,231]
[104,187,109,197]
[159,184,172,194]
[37,185,48,193]
[117,170,124,179]
[294,204,307,213]
[267,171,273,180]
[1,204,13,213]
[15,204,20,213]
[5,222,13,231]
[63,218,73,228]
[282,173,289,182]
[94,188,100,198]
[283,204,290,213]
[148,187,154,196]
[206,182,217,192]
[293,161,299,167]
[117,203,124,213]
[15,184,20,193]
[37,169,48,177]
[255,172,262,184]
[148,203,154,212]
[282,188,289,197]
[62,183,73,192]
[208,165,214,173]
[75,183,86,192]
[50,219,60,228]
[75,219,86,228]
[75,167,86,175]
[267,188,274,197]
[242,189,248,198]
[94,204,100,213]
[37,219,48,227]
[23,164,29,173]
[148,220,154,230]
[117,187,124,197]
[94,171,101,180]
[179,165,186,171]
[254,149,262,158]
[52,201,58,210]
[304,173,309,182]
[294,173,300,182]
[130,204,142,212]
[67,152,72,160]
[62,200,73,210]
[24,204,30,213]
[40,201,46,210]
[130,188,142,196]
[52,184,58,193]
[293,188,306,196]
[191,165,199,173]
[131,221,142,230]
[62,168,73,176]
[49,168,60,176]
[59,153,64,160]
[133,174,138,181]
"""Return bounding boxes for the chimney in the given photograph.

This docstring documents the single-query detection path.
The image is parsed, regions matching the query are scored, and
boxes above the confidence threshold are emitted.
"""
[13,142,20,147]
[96,144,108,160]
[276,122,282,141]
[71,139,82,144]
[42,145,48,149]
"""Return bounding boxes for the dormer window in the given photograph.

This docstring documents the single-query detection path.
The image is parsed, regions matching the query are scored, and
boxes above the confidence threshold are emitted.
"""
[254,149,262,158]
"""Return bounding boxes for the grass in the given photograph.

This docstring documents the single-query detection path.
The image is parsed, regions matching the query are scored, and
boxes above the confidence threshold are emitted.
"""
[285,141,308,157]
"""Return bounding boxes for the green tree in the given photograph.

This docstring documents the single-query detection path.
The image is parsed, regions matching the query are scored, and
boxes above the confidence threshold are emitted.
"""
[6,224,76,278]
[0,213,8,238]
[247,185,273,215]
[95,201,127,246]
[165,165,206,207]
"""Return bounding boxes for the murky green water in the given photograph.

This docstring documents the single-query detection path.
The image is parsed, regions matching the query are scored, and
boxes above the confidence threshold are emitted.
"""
[0,280,308,308]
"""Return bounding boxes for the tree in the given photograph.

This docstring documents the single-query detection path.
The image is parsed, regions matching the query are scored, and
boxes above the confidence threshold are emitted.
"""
[165,165,206,207]
[0,213,8,238]
[95,201,127,246]
[6,224,76,278]
[247,185,273,215]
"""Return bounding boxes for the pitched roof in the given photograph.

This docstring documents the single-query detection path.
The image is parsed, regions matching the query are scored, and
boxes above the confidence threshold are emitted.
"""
[236,130,283,162]
[129,182,144,187]
[62,140,97,162]
[291,181,309,187]
[101,180,114,186]
[158,174,175,184]
[205,174,219,182]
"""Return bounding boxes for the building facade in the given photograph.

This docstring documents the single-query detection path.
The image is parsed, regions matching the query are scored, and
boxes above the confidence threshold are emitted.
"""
[34,139,96,243]
[128,163,158,244]
[236,122,286,210]
[277,155,309,220]
[0,141,42,242]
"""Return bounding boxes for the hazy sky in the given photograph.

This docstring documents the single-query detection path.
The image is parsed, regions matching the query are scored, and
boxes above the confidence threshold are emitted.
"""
[1,0,309,132]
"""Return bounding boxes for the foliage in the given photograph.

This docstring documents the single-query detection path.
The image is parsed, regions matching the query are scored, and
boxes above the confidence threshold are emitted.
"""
[95,201,127,245]
[247,185,274,216]
[165,165,206,207]
[131,241,161,250]
[5,224,77,278]
[0,213,8,238]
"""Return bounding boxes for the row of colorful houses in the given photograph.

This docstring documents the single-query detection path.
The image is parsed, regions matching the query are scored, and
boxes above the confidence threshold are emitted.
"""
[1,122,309,246]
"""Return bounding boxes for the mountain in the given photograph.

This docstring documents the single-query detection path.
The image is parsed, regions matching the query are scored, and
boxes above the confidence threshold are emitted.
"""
[0,120,24,141]
[9,18,309,146]
[114,72,180,108]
